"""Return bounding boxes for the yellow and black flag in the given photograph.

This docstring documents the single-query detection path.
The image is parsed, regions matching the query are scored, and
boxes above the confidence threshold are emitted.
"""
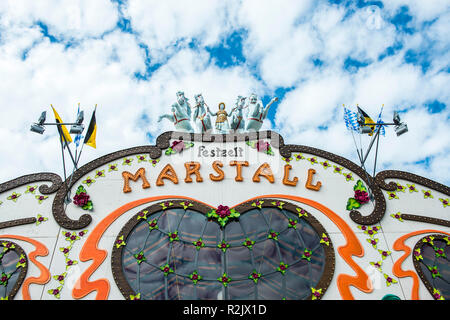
[51,105,73,146]
[84,105,97,148]
[357,106,376,136]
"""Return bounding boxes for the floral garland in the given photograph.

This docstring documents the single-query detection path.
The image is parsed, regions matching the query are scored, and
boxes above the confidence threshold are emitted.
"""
[48,229,88,299]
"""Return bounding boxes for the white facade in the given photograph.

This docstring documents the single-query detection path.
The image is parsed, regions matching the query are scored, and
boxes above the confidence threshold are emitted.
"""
[0,131,448,300]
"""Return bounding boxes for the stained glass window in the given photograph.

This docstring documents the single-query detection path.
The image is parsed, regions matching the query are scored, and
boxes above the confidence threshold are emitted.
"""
[112,199,334,300]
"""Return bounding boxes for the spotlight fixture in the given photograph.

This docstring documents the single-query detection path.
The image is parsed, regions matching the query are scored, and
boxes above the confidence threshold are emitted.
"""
[392,111,408,136]
[395,123,408,136]
[359,126,373,134]
[70,110,84,134]
[30,111,46,134]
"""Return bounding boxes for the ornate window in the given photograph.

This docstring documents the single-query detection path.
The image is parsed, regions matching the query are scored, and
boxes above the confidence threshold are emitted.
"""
[413,234,449,300]
[112,199,334,300]
[0,241,27,300]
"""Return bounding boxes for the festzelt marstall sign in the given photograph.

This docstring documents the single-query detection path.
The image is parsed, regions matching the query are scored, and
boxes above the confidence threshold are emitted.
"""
[0,92,448,301]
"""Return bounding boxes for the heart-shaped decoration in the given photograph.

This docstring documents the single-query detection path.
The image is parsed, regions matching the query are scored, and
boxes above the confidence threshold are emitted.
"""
[111,198,334,300]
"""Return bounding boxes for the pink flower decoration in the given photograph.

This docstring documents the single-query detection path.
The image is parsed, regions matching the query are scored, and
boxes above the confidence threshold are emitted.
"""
[216,205,231,218]
[255,140,270,152]
[171,141,185,152]
[354,190,369,204]
[73,192,90,207]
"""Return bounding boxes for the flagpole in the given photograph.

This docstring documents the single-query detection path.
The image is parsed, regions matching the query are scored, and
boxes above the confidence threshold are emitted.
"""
[372,105,385,177]
[350,129,363,163]
[57,126,71,204]
[372,124,381,177]
[74,103,80,163]
[76,104,97,167]
[343,104,363,163]
[59,125,78,170]
[76,140,85,167]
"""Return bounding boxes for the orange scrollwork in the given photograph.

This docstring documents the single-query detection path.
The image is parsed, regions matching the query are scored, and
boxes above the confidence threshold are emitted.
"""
[0,235,50,300]
[392,229,450,300]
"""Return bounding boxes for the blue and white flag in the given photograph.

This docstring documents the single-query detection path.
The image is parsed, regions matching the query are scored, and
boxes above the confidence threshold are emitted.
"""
[343,106,359,132]
[74,103,83,147]
[74,133,84,147]
[376,107,386,136]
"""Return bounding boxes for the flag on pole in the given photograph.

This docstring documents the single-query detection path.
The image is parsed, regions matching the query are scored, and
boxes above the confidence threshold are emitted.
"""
[74,103,83,147]
[357,106,376,136]
[51,105,73,146]
[74,132,84,147]
[84,105,97,148]
[376,106,386,136]
[343,105,359,132]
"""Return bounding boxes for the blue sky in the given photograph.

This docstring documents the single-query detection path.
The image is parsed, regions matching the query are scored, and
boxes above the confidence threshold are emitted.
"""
[0,0,449,186]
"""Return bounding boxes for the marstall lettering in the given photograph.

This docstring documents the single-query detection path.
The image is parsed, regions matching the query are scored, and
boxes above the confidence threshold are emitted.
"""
[121,162,322,193]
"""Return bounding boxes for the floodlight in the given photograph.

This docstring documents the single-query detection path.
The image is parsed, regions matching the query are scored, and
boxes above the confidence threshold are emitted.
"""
[359,126,372,134]
[70,110,84,134]
[75,110,84,124]
[392,111,408,136]
[30,111,47,134]
[30,123,45,134]
[70,124,84,135]
[395,123,408,136]
[393,111,401,125]
[37,111,46,125]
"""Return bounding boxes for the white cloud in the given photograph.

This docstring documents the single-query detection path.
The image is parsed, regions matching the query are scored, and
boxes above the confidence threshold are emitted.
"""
[380,0,450,23]
[124,0,235,62]
[0,0,119,39]
[275,70,352,133]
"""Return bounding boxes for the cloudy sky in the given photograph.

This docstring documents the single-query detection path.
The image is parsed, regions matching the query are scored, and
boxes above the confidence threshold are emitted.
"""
[0,0,449,186]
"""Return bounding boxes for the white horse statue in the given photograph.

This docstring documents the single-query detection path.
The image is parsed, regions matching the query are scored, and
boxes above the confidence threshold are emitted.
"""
[192,93,212,133]
[229,96,246,133]
[244,93,278,131]
[158,91,194,132]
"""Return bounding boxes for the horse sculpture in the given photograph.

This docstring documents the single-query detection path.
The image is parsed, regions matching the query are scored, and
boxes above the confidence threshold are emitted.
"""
[229,96,246,133]
[192,93,212,133]
[158,91,194,132]
[244,93,278,132]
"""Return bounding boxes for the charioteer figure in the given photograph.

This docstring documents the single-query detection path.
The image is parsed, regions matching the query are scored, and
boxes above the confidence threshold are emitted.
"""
[207,102,231,134]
